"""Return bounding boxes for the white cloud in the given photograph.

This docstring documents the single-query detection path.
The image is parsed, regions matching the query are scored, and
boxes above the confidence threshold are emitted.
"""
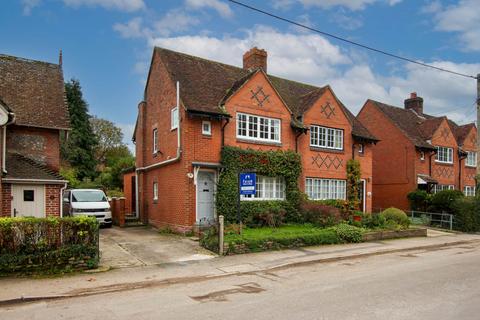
[330,9,364,30]
[113,17,151,39]
[62,0,145,12]
[147,26,477,125]
[272,0,402,11]
[154,9,200,37]
[185,0,233,18]
[21,0,41,15]
[427,0,480,52]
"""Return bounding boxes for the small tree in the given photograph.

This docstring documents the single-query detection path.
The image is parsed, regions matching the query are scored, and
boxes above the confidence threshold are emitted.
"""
[346,159,361,212]
[407,189,431,211]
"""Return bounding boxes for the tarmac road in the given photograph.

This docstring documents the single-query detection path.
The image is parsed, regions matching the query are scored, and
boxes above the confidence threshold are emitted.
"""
[2,239,480,320]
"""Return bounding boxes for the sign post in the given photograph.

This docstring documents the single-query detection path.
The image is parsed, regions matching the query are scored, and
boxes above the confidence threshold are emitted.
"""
[237,172,256,234]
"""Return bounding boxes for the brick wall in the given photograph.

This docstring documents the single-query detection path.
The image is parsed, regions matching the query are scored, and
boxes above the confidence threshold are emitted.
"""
[7,125,61,171]
[122,171,135,215]
[461,127,478,191]
[1,183,11,217]
[45,184,61,217]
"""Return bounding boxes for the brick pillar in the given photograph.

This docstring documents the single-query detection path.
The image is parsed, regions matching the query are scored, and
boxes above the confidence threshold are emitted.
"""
[1,184,12,217]
[118,197,126,227]
[45,184,61,217]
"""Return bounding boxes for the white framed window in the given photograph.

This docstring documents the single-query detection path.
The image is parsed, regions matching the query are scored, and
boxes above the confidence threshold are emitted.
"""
[202,121,211,136]
[358,144,364,154]
[305,178,347,200]
[435,146,453,164]
[464,186,476,197]
[153,128,158,154]
[466,151,477,167]
[171,107,179,130]
[420,151,425,161]
[310,125,343,150]
[153,182,158,201]
[433,184,454,194]
[236,113,281,143]
[241,176,285,201]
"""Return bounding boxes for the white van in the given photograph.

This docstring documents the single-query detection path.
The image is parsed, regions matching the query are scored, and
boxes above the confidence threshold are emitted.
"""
[63,189,112,227]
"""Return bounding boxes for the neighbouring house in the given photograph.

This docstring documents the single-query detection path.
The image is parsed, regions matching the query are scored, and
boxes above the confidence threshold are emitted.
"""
[127,47,377,231]
[357,93,478,211]
[0,53,70,218]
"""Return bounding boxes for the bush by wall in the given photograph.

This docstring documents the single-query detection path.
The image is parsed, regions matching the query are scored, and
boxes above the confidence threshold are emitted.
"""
[407,189,431,211]
[0,216,99,274]
[379,208,410,228]
[216,146,302,225]
[452,197,480,232]
[428,190,464,214]
[299,200,347,227]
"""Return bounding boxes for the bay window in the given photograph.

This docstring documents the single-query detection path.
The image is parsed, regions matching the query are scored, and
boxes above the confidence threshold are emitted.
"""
[305,178,346,200]
[310,125,343,150]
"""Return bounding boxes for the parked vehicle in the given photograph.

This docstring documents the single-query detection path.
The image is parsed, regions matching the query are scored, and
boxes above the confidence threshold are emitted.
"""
[63,189,112,227]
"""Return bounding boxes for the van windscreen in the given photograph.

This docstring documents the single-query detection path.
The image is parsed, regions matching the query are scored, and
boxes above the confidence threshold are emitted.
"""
[72,191,107,202]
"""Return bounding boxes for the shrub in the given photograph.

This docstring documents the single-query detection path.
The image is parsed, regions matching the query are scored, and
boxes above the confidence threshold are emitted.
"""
[333,223,364,243]
[380,208,410,228]
[254,207,286,227]
[361,213,386,229]
[407,189,431,211]
[300,201,346,227]
[239,201,290,227]
[452,198,480,232]
[428,190,464,214]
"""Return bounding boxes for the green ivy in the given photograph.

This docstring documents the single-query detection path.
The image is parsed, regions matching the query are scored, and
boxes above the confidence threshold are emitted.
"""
[216,146,302,224]
[346,159,361,212]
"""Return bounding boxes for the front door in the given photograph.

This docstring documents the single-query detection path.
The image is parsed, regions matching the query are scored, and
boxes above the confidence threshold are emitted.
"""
[196,171,215,224]
[12,184,45,218]
[358,180,366,212]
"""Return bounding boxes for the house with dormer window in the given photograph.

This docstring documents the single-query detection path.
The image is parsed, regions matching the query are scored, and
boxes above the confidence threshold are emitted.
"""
[129,47,377,231]
[357,93,477,211]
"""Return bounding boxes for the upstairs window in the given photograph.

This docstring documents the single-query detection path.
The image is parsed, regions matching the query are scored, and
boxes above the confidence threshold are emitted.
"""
[153,128,158,154]
[202,121,212,136]
[464,186,476,197]
[310,125,343,150]
[236,113,281,143]
[241,176,285,201]
[435,146,453,164]
[466,151,477,167]
[153,182,158,201]
[358,144,364,154]
[420,151,425,161]
[171,107,179,130]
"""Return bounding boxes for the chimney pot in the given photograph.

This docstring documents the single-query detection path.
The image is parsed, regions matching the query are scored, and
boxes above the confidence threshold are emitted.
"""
[410,92,417,98]
[405,92,424,115]
[243,47,267,73]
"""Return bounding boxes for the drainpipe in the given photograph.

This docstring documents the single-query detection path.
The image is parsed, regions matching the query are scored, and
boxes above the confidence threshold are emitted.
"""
[135,81,182,218]
[294,131,303,153]
[221,117,230,147]
[2,112,16,174]
[352,144,356,160]
[60,182,68,218]
[458,151,467,191]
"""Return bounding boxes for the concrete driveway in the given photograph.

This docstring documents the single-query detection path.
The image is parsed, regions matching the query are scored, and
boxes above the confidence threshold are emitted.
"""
[99,226,216,268]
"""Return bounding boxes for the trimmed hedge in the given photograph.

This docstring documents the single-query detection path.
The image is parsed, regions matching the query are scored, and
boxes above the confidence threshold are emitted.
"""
[453,197,480,232]
[216,146,302,225]
[379,208,410,228]
[0,216,99,274]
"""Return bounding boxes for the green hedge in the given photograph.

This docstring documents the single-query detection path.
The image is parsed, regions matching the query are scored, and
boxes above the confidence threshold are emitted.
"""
[0,216,99,274]
[216,146,302,225]
[453,197,480,232]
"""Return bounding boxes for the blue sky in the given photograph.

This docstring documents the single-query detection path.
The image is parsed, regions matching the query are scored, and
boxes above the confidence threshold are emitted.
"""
[1,0,479,149]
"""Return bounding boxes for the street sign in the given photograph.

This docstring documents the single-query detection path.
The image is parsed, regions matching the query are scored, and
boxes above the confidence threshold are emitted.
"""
[239,173,256,195]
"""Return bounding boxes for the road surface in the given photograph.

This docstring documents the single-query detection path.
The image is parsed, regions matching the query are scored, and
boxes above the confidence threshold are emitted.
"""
[2,240,480,320]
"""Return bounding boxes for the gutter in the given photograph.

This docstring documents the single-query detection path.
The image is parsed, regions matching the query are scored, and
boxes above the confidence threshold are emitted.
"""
[3,112,16,174]
[135,81,182,218]
[3,178,69,184]
[60,182,68,218]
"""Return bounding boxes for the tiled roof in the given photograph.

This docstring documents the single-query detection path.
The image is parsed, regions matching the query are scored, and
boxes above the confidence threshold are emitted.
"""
[4,153,65,181]
[370,99,476,148]
[154,47,376,141]
[0,54,70,130]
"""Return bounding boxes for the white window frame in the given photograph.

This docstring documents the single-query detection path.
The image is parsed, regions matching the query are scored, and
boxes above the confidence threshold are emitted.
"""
[153,182,158,201]
[153,128,158,154]
[236,112,281,143]
[310,125,344,150]
[464,186,476,197]
[466,151,477,167]
[358,144,364,154]
[435,146,453,164]
[433,184,455,194]
[171,107,179,130]
[420,151,425,161]
[202,121,212,136]
[305,178,347,200]
[241,176,285,201]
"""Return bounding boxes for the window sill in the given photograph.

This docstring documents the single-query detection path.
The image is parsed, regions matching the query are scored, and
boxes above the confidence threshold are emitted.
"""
[466,165,477,169]
[435,161,454,166]
[202,134,212,139]
[310,147,344,154]
[236,138,282,147]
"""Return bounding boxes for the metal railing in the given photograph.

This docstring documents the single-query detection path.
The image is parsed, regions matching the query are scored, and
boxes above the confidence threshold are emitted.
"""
[407,210,454,230]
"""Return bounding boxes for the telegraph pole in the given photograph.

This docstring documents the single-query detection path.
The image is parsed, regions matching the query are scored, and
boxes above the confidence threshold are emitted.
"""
[477,74,480,191]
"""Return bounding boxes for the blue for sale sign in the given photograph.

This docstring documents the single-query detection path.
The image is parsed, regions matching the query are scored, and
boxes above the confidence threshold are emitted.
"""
[239,173,256,195]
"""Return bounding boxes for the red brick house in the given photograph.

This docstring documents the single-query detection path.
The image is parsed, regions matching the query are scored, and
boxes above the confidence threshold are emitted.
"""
[130,47,377,231]
[0,54,70,217]
[357,93,478,211]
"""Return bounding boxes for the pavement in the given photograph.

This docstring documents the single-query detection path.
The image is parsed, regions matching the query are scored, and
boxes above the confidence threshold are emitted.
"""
[3,228,480,319]
[0,228,479,306]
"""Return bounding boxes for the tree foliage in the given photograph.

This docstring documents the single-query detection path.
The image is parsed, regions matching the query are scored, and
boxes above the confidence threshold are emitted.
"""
[346,159,361,211]
[62,79,98,180]
[90,116,124,165]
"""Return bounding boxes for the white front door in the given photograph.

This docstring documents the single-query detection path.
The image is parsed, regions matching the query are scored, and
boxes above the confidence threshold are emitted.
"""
[12,184,45,218]
[196,171,215,223]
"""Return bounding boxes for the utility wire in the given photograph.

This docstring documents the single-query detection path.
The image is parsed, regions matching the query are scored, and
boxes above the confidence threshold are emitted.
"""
[228,0,478,80]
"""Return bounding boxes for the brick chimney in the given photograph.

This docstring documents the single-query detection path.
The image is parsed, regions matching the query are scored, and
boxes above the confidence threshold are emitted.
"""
[404,92,424,115]
[243,47,267,72]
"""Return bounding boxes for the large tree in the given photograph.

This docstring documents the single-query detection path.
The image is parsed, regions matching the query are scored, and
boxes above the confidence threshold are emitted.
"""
[62,79,98,180]
[90,116,123,165]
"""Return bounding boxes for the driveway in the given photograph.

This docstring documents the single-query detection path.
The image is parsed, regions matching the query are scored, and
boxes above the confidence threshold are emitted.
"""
[99,226,216,268]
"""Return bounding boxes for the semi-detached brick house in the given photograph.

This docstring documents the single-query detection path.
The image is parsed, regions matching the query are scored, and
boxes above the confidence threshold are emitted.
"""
[130,47,378,231]
[0,54,70,217]
[357,93,478,211]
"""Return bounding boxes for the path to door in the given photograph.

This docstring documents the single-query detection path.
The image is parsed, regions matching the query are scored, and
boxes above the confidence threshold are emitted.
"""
[100,227,215,268]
